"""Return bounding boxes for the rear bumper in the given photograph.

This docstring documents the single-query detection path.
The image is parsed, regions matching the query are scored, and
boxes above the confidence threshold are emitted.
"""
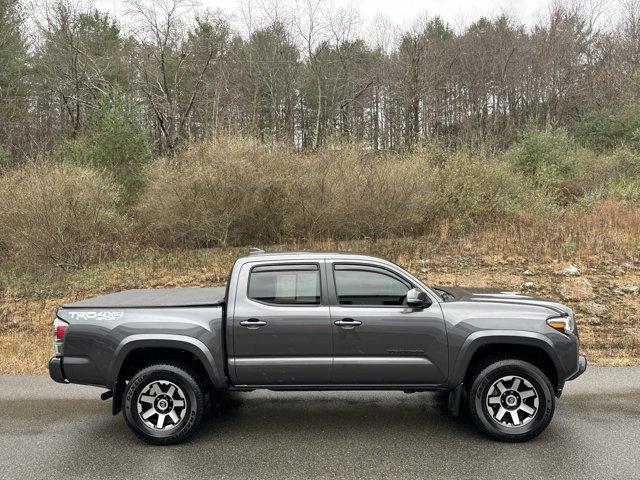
[48,356,67,384]
[568,355,587,381]
[49,355,107,387]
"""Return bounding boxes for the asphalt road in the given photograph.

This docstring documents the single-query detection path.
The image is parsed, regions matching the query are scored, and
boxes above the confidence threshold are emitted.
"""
[0,367,639,480]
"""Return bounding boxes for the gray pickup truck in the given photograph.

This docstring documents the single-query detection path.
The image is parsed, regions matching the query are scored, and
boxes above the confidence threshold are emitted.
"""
[49,250,586,444]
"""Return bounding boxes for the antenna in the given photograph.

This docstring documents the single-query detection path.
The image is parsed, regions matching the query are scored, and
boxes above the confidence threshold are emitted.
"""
[249,247,265,255]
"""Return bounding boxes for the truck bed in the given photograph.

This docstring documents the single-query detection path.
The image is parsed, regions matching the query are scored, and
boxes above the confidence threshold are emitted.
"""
[62,287,226,308]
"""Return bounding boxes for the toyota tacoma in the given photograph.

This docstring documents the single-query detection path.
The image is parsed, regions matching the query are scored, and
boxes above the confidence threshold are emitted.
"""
[49,250,586,444]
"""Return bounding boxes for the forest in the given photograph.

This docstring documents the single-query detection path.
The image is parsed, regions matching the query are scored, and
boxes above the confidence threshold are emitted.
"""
[2,0,640,159]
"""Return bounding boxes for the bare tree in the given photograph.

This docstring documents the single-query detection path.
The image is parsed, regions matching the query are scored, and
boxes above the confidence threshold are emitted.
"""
[35,1,129,137]
[128,0,228,152]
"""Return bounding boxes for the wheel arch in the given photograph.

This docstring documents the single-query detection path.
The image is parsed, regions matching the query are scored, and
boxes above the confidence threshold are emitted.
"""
[451,331,561,394]
[109,335,227,390]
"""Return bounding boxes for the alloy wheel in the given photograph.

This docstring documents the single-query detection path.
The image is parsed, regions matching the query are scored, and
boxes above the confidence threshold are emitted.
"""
[485,375,539,427]
[136,380,188,431]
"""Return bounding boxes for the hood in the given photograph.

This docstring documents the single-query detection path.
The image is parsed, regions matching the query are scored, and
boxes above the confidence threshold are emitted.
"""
[434,286,571,317]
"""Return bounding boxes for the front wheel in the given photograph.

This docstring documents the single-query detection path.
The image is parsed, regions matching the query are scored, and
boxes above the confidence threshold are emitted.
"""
[123,363,206,445]
[467,359,555,442]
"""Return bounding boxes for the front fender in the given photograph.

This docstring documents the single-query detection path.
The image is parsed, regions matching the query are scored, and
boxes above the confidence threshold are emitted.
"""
[449,330,562,386]
[108,334,227,389]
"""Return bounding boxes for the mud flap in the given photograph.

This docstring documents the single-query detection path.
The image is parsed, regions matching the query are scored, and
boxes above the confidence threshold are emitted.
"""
[448,383,463,417]
[112,380,125,415]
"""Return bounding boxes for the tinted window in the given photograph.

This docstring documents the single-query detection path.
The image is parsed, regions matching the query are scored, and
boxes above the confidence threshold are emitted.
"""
[334,267,410,306]
[249,266,320,305]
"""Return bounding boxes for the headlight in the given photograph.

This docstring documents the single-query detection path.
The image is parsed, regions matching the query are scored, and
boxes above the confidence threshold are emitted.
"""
[547,314,575,335]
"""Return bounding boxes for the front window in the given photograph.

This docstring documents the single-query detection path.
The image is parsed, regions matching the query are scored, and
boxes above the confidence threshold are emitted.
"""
[334,265,410,306]
[248,265,320,305]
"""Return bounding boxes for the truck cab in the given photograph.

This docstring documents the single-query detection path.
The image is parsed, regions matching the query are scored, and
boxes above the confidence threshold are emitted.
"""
[226,252,447,387]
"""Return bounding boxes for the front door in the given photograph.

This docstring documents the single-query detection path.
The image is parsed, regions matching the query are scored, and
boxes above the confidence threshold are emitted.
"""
[231,262,332,385]
[328,262,448,385]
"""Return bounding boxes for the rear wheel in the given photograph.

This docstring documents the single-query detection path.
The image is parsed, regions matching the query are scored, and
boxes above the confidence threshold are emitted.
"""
[123,363,205,445]
[467,359,555,442]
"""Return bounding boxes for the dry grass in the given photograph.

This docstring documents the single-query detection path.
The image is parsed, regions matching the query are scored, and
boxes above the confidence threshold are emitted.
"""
[437,200,640,261]
[0,297,63,373]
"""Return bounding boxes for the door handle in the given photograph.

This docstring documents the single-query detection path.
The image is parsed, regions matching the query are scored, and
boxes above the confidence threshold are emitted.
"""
[334,318,362,328]
[240,319,267,329]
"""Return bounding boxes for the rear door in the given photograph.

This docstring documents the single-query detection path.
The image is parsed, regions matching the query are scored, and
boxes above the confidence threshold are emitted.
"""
[230,262,332,385]
[328,262,447,385]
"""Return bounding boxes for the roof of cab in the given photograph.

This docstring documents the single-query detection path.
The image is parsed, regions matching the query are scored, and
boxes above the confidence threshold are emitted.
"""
[240,250,386,262]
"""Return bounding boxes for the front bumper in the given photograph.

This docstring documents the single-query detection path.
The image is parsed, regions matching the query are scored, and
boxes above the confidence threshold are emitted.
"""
[568,355,587,381]
[48,356,67,383]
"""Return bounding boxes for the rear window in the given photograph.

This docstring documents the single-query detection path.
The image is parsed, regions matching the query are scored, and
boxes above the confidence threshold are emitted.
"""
[248,265,321,305]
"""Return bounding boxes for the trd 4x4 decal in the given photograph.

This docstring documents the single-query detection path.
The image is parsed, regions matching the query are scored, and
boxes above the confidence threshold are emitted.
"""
[66,311,124,320]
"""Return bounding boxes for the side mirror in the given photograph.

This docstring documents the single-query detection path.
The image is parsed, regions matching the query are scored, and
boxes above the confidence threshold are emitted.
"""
[406,288,431,308]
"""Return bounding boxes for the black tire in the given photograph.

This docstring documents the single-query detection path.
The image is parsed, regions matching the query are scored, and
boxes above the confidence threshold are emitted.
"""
[467,359,555,442]
[123,363,206,445]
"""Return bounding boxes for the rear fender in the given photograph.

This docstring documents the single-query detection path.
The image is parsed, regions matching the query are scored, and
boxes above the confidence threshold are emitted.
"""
[108,334,227,389]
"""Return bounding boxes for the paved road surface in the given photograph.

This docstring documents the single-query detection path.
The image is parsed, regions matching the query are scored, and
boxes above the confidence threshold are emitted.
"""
[0,367,639,480]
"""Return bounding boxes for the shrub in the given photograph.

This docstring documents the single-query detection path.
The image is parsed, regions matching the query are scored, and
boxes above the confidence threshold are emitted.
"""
[281,148,426,240]
[137,138,288,247]
[137,139,428,247]
[507,129,576,179]
[505,129,593,204]
[54,95,151,202]
[573,102,640,151]
[606,179,640,202]
[0,161,125,267]
[55,138,91,164]
[577,148,640,202]
[138,139,556,247]
[427,154,551,230]
[3,136,639,265]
